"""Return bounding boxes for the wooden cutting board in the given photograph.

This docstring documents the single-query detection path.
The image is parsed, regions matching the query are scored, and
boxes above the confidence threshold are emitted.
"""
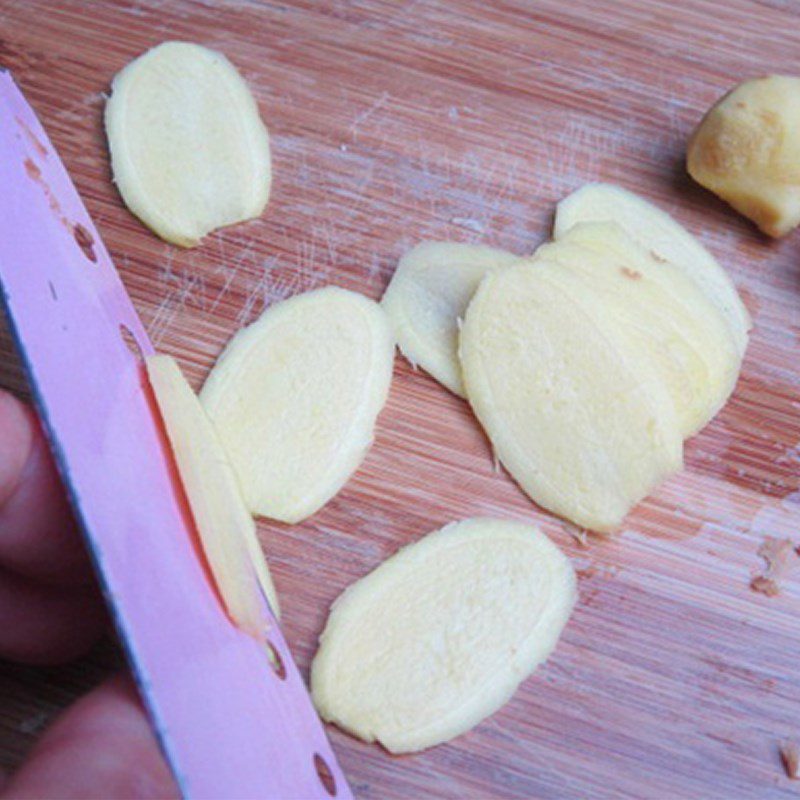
[1,1,799,797]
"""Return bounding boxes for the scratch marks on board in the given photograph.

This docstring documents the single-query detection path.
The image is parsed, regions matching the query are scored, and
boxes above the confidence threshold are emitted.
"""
[234,273,266,327]
[257,262,305,310]
[147,239,290,345]
[399,138,537,250]
[349,91,391,141]
[148,292,178,347]
[448,215,483,234]
[315,220,340,268]
[207,239,254,314]
[52,91,104,125]
[295,237,320,281]
[366,250,385,283]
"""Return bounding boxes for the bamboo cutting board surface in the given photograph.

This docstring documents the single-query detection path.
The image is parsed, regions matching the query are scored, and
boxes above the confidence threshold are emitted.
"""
[1,1,799,797]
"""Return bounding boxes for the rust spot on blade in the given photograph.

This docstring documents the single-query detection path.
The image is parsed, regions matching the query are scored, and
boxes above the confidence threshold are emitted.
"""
[73,223,97,263]
[24,156,66,223]
[23,158,98,265]
[119,324,143,361]
[16,115,48,158]
[23,156,41,180]
[313,753,337,796]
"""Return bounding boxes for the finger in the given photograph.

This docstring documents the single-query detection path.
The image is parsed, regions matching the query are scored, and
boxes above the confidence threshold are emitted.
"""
[0,390,93,587]
[0,567,106,665]
[2,673,178,800]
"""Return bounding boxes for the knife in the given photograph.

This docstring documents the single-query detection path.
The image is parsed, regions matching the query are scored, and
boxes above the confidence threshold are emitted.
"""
[0,69,351,800]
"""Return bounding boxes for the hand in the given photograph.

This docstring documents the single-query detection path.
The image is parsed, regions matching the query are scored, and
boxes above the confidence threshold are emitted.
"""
[0,390,177,799]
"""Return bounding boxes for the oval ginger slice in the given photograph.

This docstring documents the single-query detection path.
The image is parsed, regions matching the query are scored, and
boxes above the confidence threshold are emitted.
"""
[534,222,741,437]
[381,241,519,396]
[200,287,394,523]
[553,183,750,356]
[146,354,279,637]
[460,262,682,532]
[311,517,576,753]
[105,41,271,247]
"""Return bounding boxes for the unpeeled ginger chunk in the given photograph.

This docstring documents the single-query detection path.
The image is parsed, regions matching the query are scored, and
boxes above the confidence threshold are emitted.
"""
[687,75,800,238]
[146,354,279,639]
[311,517,576,753]
[105,41,271,247]
[200,287,395,524]
[459,261,682,533]
[381,241,519,396]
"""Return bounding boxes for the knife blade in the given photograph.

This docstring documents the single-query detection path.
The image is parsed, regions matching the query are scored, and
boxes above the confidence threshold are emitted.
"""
[0,69,350,800]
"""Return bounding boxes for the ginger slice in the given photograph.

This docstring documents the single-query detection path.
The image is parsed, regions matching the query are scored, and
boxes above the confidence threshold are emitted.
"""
[381,241,519,397]
[200,287,395,524]
[554,183,750,356]
[311,517,576,753]
[460,261,682,533]
[146,354,279,639]
[688,75,800,238]
[105,41,271,247]
[534,222,742,437]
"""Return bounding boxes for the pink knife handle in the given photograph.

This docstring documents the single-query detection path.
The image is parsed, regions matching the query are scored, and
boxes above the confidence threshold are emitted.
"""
[0,70,351,800]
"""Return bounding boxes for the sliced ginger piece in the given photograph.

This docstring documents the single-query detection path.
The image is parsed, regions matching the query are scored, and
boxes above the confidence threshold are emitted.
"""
[554,183,750,356]
[146,354,279,639]
[105,41,271,247]
[311,517,576,753]
[533,222,741,437]
[381,241,519,396]
[200,287,395,524]
[460,261,682,533]
[687,75,800,238]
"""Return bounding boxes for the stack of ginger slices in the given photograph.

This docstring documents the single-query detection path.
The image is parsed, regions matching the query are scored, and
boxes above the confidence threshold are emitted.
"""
[383,183,750,533]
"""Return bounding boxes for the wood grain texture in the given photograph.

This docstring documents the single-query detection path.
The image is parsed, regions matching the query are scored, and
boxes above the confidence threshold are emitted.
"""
[1,1,799,797]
